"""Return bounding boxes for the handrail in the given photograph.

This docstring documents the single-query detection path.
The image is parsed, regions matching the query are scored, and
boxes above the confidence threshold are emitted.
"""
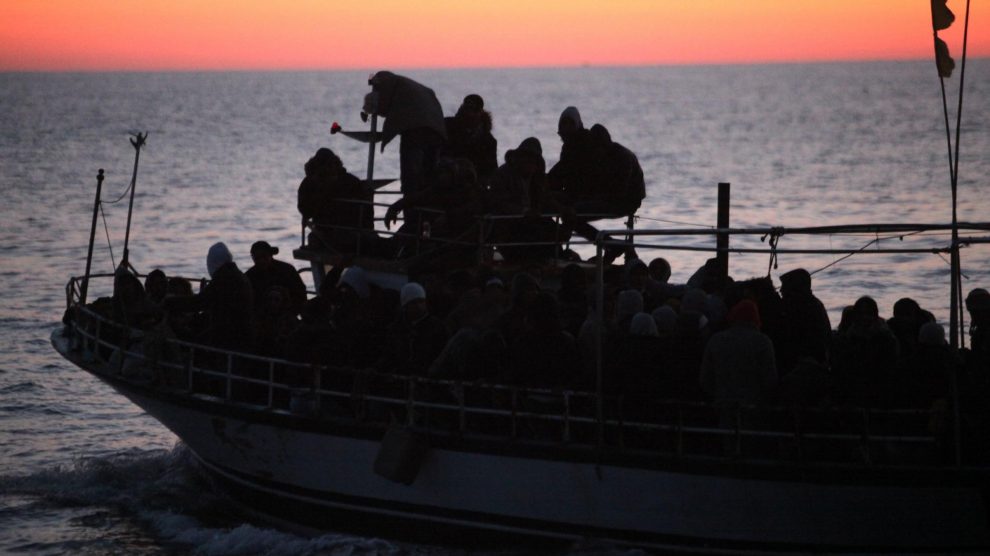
[63,278,959,469]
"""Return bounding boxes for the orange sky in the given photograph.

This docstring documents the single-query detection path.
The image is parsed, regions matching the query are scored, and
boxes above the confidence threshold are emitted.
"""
[0,0,986,71]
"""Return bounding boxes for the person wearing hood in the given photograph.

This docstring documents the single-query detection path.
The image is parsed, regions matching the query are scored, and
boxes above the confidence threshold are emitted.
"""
[775,268,831,375]
[555,122,646,263]
[365,71,447,230]
[487,137,564,262]
[547,106,595,196]
[440,94,497,181]
[830,295,899,407]
[165,242,256,351]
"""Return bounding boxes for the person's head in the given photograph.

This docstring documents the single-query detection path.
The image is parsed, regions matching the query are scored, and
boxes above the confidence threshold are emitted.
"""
[648,257,671,284]
[166,276,194,297]
[892,297,922,321]
[630,312,659,337]
[305,147,344,180]
[206,242,233,279]
[727,299,762,329]
[966,288,990,323]
[401,282,428,321]
[336,266,370,299]
[626,258,649,292]
[918,321,947,347]
[455,94,491,131]
[779,268,812,298]
[589,123,612,156]
[557,106,584,144]
[505,137,544,178]
[113,268,144,304]
[250,241,279,270]
[144,269,167,302]
[616,289,645,324]
[651,305,678,336]
[853,296,880,325]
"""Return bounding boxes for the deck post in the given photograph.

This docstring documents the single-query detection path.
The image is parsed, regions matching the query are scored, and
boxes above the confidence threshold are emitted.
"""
[80,169,105,307]
[716,182,731,286]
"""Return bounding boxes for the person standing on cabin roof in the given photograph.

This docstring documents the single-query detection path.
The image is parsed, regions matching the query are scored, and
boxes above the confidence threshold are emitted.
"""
[440,94,497,182]
[365,71,447,232]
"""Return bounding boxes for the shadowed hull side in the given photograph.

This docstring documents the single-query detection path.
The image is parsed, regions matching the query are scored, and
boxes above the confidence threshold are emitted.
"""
[53,332,990,554]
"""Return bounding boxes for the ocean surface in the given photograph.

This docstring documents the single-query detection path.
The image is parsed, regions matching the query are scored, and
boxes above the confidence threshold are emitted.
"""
[1,62,989,554]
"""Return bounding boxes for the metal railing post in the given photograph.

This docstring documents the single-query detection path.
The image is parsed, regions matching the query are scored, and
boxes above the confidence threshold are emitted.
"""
[225,353,233,401]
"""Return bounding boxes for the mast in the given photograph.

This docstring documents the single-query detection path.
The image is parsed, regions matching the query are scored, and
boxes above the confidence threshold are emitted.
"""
[121,132,147,270]
[80,169,105,307]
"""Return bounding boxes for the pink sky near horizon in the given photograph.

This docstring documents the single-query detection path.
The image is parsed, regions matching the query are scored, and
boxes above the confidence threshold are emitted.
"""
[0,1,986,71]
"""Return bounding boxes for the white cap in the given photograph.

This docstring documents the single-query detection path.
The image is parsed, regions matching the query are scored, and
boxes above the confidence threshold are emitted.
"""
[401,282,426,307]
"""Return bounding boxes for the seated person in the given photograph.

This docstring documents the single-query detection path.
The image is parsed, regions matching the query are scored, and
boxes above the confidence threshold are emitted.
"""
[486,137,565,262]
[297,147,374,253]
[440,94,497,182]
[244,241,307,317]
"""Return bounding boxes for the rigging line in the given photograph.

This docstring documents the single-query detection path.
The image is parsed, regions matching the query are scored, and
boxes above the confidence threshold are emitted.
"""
[101,180,134,205]
[635,215,713,229]
[99,202,117,270]
[809,229,936,277]
[936,253,971,280]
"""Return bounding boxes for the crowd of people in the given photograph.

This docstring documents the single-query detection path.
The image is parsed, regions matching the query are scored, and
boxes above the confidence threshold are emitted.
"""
[300,71,646,266]
[93,243,990,421]
[72,70,990,461]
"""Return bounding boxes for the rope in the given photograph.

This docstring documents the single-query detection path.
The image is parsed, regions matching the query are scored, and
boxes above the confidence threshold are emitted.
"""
[635,215,713,229]
[809,229,928,277]
[101,180,134,205]
[99,202,116,270]
[761,228,783,276]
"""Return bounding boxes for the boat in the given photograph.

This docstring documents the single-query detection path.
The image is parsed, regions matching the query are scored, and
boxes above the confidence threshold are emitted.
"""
[51,14,990,552]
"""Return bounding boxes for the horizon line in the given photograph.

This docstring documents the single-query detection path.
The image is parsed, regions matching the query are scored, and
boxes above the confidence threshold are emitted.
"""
[4,55,987,74]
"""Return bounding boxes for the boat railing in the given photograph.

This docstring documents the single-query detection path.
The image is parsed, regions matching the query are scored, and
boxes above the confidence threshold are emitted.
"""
[63,274,964,469]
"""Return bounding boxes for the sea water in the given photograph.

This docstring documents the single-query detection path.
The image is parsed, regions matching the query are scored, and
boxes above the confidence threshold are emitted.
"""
[1,62,989,554]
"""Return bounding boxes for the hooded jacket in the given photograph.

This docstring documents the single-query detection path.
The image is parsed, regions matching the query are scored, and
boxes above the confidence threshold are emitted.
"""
[367,71,446,149]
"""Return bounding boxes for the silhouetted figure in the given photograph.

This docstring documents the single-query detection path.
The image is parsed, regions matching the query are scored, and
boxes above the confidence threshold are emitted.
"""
[555,124,645,263]
[113,267,161,331]
[888,297,936,363]
[245,241,307,317]
[297,147,373,252]
[506,292,579,389]
[366,71,447,229]
[547,106,595,197]
[441,94,497,181]
[558,263,589,338]
[700,300,777,406]
[144,269,167,305]
[608,312,668,401]
[378,282,448,376]
[487,137,562,262]
[775,268,831,375]
[255,285,300,358]
[831,296,899,407]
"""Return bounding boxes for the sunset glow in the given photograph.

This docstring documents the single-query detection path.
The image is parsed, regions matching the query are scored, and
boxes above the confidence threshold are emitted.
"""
[1,0,986,71]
